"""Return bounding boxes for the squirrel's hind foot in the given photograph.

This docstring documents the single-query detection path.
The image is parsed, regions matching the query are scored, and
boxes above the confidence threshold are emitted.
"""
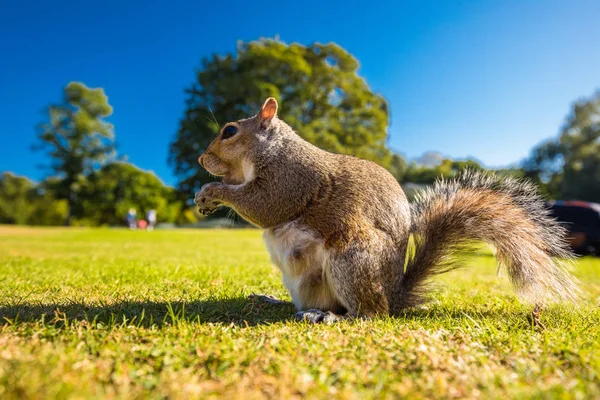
[294,309,367,324]
[248,294,288,305]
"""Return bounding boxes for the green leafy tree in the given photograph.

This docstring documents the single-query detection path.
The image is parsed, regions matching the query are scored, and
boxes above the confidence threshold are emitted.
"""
[524,91,600,201]
[29,178,69,226]
[77,162,181,226]
[170,38,393,200]
[404,158,483,184]
[0,173,68,225]
[34,82,115,224]
[0,173,36,224]
[389,153,408,182]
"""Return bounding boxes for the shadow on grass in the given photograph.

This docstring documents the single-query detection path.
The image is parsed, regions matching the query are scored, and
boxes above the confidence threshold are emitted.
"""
[0,296,298,328]
[0,296,541,329]
[398,306,531,324]
[398,304,585,331]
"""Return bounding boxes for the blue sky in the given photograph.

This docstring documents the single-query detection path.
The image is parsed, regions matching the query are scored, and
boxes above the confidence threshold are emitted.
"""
[1,0,599,186]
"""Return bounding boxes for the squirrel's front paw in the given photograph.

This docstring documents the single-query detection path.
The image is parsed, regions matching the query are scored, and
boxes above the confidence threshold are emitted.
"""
[194,183,223,215]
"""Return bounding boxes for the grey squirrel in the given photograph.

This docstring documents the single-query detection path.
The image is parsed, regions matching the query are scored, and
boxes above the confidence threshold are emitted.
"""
[194,97,580,323]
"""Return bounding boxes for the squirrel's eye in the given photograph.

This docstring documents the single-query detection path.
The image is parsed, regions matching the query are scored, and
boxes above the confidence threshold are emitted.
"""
[221,125,238,140]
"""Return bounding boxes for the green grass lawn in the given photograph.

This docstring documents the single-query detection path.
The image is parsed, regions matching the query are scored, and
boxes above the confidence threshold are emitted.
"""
[0,226,599,399]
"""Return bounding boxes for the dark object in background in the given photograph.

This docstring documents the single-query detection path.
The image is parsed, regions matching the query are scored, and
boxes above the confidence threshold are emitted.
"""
[546,200,600,256]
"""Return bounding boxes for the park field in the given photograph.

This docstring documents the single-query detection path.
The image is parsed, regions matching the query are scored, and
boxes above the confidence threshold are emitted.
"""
[0,226,599,399]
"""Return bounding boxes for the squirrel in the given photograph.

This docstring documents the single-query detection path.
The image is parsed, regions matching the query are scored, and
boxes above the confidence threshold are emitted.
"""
[194,97,580,323]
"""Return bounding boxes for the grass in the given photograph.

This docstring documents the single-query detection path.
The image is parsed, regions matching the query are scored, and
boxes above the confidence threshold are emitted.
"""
[0,226,599,399]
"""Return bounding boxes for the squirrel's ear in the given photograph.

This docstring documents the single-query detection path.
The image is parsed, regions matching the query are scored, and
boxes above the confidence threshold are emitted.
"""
[258,97,278,128]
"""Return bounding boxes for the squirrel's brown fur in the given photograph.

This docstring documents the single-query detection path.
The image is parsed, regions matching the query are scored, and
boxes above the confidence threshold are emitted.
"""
[195,97,579,321]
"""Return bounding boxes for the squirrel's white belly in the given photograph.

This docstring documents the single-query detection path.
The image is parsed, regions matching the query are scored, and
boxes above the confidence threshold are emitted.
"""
[263,220,339,311]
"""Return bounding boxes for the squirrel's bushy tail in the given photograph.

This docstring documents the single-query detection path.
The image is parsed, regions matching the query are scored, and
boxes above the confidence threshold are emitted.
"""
[399,170,580,309]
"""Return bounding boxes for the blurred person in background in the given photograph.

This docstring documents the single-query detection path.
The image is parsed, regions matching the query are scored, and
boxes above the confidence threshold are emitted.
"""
[146,209,157,231]
[126,208,137,229]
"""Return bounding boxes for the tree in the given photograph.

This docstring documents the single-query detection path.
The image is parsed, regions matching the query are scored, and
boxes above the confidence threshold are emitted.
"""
[34,82,115,224]
[403,158,483,184]
[169,38,393,201]
[522,140,564,198]
[0,173,68,226]
[29,178,69,226]
[77,162,181,226]
[523,91,600,201]
[0,173,36,224]
[389,153,408,182]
